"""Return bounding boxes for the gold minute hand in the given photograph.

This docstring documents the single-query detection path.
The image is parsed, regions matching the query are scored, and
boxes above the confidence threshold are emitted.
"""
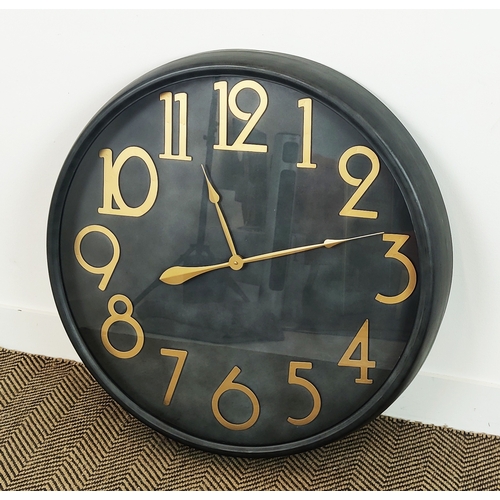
[201,164,238,258]
[159,232,384,286]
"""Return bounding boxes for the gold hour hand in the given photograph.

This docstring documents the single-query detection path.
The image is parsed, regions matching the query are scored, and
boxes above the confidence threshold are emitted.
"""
[201,164,238,258]
[160,232,384,286]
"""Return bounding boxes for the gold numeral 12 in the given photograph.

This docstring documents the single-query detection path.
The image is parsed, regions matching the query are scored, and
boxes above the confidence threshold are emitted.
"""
[213,80,268,153]
[159,92,192,161]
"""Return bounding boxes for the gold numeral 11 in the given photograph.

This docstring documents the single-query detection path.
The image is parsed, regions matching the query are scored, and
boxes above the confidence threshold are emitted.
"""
[159,92,192,161]
[297,98,317,169]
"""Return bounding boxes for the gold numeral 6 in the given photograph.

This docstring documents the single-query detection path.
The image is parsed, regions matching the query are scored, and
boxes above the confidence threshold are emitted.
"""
[211,366,260,431]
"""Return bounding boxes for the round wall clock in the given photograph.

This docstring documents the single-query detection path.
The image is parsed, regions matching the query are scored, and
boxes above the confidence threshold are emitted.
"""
[47,50,452,457]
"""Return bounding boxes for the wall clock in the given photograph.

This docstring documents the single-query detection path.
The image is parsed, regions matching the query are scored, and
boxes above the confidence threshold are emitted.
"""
[47,50,452,457]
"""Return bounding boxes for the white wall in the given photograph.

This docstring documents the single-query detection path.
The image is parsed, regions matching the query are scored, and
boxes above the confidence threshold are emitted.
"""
[2,9,500,437]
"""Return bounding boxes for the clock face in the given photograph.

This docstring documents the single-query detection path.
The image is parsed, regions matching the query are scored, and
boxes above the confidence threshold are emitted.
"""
[48,51,452,456]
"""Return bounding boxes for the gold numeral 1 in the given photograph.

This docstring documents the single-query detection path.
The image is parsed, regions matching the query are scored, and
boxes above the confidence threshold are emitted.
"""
[211,366,260,431]
[160,348,188,406]
[338,319,376,384]
[101,295,144,359]
[287,361,321,426]
[98,146,158,217]
[297,98,317,169]
[376,234,417,304]
[159,92,192,161]
[213,80,268,153]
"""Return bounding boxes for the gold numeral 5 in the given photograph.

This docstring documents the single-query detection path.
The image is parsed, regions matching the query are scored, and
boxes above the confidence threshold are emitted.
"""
[376,233,417,304]
[287,361,321,426]
[211,366,260,431]
[338,319,376,384]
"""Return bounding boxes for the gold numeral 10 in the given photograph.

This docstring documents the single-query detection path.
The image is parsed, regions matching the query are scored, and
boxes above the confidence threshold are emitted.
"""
[213,80,268,153]
[338,319,376,384]
[159,92,192,161]
[98,147,158,217]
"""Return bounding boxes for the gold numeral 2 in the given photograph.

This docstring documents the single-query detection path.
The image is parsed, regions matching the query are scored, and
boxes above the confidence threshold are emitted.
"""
[339,145,380,219]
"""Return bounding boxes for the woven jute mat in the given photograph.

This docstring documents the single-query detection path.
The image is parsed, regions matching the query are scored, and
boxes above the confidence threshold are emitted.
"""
[1,346,500,491]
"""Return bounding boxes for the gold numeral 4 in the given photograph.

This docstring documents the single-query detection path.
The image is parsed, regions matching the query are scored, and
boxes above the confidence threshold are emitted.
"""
[338,319,376,384]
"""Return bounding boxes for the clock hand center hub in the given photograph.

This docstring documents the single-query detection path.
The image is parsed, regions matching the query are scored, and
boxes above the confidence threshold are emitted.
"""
[228,254,244,271]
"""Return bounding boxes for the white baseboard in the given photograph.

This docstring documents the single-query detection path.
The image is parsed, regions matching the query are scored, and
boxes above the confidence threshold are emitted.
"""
[1,305,498,437]
[0,303,80,362]
[383,372,500,437]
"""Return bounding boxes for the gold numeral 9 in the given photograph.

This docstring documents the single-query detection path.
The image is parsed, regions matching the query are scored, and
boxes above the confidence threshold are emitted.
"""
[376,234,417,304]
[287,361,321,426]
[74,225,120,291]
[338,319,376,384]
[211,366,260,431]
[213,80,268,153]
[339,145,380,219]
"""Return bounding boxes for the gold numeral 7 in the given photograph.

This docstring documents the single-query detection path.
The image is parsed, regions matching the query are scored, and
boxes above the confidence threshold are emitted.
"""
[160,348,188,406]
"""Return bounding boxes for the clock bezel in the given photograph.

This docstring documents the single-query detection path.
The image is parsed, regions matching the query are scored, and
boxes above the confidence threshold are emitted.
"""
[47,49,452,457]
